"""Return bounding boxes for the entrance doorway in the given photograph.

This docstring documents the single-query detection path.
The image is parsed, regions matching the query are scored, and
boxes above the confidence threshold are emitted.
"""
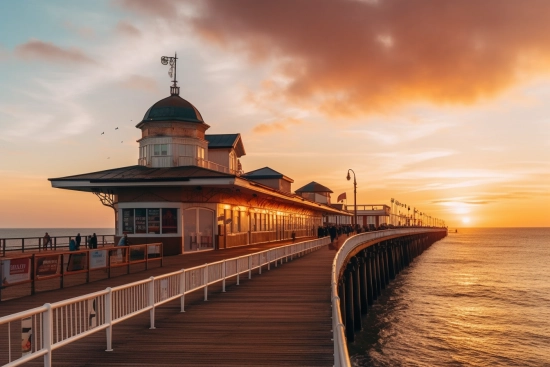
[183,208,214,252]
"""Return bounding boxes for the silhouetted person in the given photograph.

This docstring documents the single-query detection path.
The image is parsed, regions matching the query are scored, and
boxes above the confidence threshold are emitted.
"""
[75,233,81,250]
[43,232,52,250]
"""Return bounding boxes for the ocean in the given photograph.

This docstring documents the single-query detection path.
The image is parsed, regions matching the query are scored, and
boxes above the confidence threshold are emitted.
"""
[349,227,550,367]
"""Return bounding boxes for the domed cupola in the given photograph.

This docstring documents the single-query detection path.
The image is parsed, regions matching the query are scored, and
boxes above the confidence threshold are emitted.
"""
[138,95,204,125]
[136,53,210,168]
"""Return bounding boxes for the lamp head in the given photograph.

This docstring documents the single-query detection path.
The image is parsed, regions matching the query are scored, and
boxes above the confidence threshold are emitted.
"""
[346,172,351,181]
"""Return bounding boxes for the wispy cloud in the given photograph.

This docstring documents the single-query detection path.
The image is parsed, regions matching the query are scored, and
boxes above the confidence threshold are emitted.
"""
[119,75,158,92]
[15,40,97,65]
[115,20,141,37]
[253,117,302,133]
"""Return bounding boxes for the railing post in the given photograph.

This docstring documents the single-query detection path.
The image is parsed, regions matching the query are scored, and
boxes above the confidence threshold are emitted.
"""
[267,250,271,271]
[180,270,186,312]
[149,277,156,329]
[43,303,53,367]
[222,261,226,292]
[248,256,252,279]
[105,287,113,351]
[204,264,208,301]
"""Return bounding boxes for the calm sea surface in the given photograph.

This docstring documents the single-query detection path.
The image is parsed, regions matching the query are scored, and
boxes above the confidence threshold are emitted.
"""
[350,227,550,367]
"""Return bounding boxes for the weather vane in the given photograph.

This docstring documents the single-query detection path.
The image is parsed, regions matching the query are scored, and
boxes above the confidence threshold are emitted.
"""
[161,53,179,96]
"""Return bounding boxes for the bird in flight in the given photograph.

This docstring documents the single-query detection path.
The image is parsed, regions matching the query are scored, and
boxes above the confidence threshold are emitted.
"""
[101,132,104,135]
[121,141,123,143]
[115,127,119,130]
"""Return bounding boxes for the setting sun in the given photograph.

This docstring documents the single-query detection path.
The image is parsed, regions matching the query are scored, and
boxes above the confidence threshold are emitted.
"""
[462,217,471,224]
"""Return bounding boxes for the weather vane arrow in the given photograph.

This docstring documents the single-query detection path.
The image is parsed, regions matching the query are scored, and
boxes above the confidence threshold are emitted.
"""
[161,52,179,96]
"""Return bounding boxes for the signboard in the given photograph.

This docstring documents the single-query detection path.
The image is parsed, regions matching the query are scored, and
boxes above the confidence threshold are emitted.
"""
[122,209,134,234]
[109,248,127,265]
[135,209,147,234]
[89,250,107,269]
[1,258,31,286]
[147,244,161,258]
[67,253,88,272]
[35,255,60,279]
[129,246,145,262]
[148,209,160,234]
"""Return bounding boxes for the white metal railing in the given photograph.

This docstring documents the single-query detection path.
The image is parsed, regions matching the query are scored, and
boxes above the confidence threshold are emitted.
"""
[331,228,447,367]
[0,237,329,367]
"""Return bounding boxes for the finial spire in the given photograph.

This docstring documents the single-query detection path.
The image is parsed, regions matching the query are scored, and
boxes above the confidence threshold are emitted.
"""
[161,53,179,95]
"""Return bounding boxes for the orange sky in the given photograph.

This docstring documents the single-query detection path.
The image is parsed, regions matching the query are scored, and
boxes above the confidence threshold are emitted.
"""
[0,0,549,228]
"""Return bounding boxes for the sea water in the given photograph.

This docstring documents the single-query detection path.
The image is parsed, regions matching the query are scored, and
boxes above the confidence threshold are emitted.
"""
[350,227,550,367]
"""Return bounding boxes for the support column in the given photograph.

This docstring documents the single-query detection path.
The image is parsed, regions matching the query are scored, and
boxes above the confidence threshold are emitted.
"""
[366,250,374,305]
[358,255,368,314]
[344,267,355,342]
[351,259,362,332]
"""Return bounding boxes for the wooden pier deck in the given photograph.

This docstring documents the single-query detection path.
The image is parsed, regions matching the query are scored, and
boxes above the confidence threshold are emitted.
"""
[1,237,346,366]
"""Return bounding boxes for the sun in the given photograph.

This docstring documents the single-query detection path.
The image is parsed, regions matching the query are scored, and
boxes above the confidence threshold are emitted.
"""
[462,217,471,224]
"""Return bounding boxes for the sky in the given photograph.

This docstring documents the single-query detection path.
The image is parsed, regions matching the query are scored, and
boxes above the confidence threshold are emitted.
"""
[0,0,549,229]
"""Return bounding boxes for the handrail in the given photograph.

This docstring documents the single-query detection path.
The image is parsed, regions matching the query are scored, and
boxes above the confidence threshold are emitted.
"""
[1,234,115,256]
[331,228,447,367]
[0,237,330,367]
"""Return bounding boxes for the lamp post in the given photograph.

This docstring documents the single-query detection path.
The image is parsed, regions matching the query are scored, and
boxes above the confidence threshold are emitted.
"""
[346,169,357,229]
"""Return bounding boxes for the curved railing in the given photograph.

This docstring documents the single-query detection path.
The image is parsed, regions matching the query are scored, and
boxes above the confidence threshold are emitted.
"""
[331,228,447,367]
[0,236,330,367]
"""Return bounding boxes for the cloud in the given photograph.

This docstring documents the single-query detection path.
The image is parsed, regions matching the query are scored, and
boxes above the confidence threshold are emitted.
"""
[252,117,302,133]
[63,21,96,39]
[116,20,141,37]
[118,75,158,92]
[184,0,550,116]
[0,44,9,61]
[115,0,180,19]
[15,40,97,65]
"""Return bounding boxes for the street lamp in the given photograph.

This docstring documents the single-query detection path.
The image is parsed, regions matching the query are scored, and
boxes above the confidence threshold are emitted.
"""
[346,169,357,229]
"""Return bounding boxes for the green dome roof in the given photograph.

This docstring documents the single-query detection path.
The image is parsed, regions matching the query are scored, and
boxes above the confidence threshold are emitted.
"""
[139,95,204,124]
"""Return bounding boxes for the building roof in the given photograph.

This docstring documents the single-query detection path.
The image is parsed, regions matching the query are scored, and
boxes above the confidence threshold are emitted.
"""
[295,181,333,193]
[205,133,246,157]
[138,95,204,126]
[242,167,294,183]
[49,165,232,184]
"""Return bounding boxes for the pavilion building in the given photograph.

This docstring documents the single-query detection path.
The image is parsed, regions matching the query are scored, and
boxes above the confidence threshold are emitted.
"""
[49,80,350,255]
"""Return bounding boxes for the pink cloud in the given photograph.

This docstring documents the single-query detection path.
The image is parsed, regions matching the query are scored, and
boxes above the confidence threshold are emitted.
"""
[15,40,97,65]
[116,20,141,37]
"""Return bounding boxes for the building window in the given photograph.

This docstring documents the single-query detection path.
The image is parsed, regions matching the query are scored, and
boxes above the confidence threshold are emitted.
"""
[153,144,168,156]
[121,208,178,234]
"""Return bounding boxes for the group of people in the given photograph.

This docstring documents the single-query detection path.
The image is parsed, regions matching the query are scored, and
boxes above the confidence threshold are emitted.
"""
[43,232,99,251]
[317,224,357,243]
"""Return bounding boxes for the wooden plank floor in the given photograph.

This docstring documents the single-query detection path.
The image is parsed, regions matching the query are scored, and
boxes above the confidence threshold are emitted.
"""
[2,237,348,366]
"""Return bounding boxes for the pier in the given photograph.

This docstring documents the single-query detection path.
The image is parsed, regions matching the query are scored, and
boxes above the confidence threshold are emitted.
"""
[1,228,447,366]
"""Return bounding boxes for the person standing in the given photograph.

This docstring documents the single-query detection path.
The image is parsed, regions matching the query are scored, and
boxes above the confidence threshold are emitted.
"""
[43,232,52,250]
[75,233,81,250]
[117,234,129,246]
[89,233,98,249]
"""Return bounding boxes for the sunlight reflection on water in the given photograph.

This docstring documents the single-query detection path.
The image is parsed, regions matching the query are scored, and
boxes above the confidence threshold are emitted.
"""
[350,228,550,367]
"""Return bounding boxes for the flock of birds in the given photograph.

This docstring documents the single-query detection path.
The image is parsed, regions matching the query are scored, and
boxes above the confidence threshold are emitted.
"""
[101,120,132,159]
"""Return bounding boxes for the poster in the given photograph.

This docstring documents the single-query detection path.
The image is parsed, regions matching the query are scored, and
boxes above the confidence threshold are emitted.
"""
[21,317,32,355]
[67,253,88,272]
[148,209,160,234]
[122,209,134,234]
[89,250,107,269]
[135,208,147,234]
[162,208,178,234]
[35,255,60,278]
[1,258,31,286]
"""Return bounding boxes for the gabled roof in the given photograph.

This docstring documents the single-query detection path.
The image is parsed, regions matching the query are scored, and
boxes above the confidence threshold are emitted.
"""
[49,165,233,183]
[242,167,294,183]
[295,181,333,193]
[205,134,246,157]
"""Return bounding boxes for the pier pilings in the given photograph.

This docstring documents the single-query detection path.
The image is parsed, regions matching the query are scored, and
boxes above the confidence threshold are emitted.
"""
[338,230,447,343]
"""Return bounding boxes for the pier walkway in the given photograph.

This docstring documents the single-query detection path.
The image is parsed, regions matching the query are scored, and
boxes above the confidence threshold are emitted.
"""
[1,236,347,366]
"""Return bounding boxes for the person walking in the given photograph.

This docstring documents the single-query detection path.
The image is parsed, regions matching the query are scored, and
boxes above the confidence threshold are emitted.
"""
[117,234,129,246]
